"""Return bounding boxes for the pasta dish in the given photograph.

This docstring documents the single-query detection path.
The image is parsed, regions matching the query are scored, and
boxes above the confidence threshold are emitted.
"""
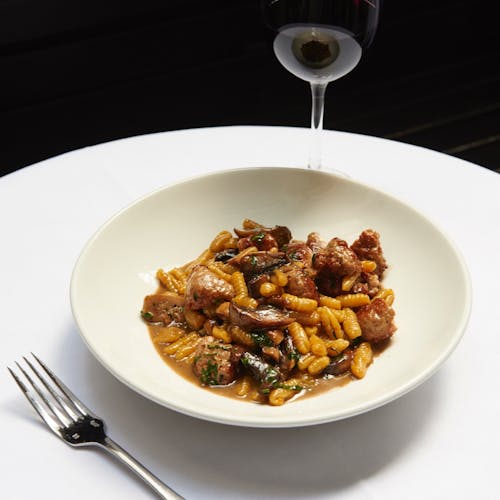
[141,219,396,406]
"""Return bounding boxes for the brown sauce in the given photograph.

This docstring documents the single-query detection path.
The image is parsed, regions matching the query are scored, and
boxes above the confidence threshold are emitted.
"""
[147,323,391,404]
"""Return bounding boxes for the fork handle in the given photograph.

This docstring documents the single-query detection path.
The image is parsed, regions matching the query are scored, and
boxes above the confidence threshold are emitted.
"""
[100,437,185,499]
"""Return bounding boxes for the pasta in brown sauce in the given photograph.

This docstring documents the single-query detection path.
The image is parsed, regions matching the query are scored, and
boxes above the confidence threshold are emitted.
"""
[141,219,397,406]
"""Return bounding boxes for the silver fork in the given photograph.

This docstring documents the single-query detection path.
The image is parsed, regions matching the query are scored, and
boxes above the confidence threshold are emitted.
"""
[8,353,184,500]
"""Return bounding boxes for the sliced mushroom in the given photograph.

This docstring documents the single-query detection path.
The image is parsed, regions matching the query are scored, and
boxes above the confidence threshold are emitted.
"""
[238,251,288,278]
[241,352,282,392]
[229,302,294,330]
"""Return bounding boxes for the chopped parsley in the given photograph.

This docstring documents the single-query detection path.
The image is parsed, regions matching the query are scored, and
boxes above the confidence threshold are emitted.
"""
[251,331,273,347]
[207,343,230,351]
[251,231,266,243]
[199,360,221,385]
[262,367,280,388]
[140,310,154,321]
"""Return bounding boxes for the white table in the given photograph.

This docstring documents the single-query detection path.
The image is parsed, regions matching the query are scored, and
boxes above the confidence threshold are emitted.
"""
[1,126,499,499]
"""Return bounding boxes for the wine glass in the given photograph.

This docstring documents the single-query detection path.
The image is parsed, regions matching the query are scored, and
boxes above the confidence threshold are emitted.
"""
[262,0,381,170]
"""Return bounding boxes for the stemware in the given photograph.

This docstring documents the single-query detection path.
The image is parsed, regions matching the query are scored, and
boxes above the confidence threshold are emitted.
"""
[262,0,381,170]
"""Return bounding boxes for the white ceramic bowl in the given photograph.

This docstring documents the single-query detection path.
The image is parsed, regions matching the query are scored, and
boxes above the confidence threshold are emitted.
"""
[70,167,471,427]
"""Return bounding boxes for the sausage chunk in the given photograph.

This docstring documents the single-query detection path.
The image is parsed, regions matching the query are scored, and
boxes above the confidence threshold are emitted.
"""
[357,298,396,343]
[234,225,292,251]
[285,241,314,268]
[313,238,361,296]
[350,229,387,277]
[141,293,185,324]
[314,237,362,277]
[192,336,243,386]
[284,266,319,301]
[185,265,234,310]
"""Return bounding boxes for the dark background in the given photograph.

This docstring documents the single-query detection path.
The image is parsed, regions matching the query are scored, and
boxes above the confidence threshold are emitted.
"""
[1,0,499,177]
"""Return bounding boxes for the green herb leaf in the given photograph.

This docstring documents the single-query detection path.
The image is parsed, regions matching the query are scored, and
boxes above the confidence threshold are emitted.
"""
[200,360,220,385]
[140,310,154,321]
[251,231,266,243]
[208,343,230,351]
[251,331,273,347]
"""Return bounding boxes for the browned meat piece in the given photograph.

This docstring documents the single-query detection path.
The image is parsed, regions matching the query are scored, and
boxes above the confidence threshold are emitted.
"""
[185,265,234,310]
[357,298,396,343]
[284,266,319,301]
[285,241,313,268]
[237,232,279,251]
[258,233,280,251]
[313,237,362,277]
[236,236,255,251]
[237,251,288,278]
[234,225,292,251]
[141,293,185,324]
[324,348,354,376]
[313,237,362,296]
[229,302,294,330]
[192,336,244,385]
[314,273,342,297]
[350,229,387,277]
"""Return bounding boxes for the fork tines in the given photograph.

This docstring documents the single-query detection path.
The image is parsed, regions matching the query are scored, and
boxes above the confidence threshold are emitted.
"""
[8,354,94,435]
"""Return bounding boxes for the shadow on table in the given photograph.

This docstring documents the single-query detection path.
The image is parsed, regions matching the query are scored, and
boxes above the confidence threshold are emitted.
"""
[59,323,441,499]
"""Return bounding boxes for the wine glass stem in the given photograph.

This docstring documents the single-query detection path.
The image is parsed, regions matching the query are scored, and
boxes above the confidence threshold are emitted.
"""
[309,82,328,170]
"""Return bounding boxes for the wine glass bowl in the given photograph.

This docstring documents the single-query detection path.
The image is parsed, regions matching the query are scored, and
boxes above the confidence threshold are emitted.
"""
[273,25,362,84]
[262,0,381,170]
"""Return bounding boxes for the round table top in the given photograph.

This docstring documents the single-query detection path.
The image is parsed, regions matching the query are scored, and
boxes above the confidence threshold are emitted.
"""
[1,126,499,499]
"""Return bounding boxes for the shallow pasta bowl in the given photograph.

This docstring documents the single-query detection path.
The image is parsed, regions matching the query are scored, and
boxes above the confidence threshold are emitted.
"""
[70,166,471,428]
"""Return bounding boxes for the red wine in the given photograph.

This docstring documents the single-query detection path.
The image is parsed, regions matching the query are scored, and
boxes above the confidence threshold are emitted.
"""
[273,25,362,83]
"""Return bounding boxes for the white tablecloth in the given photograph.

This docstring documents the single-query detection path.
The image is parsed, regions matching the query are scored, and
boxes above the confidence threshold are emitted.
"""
[1,126,499,499]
